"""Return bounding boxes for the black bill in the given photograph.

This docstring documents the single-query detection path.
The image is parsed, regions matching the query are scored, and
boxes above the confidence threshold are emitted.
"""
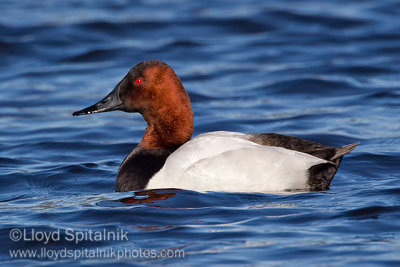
[73,85,123,116]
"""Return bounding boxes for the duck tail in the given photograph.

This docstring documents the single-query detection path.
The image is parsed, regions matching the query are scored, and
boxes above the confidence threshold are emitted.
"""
[308,142,359,191]
[331,142,360,160]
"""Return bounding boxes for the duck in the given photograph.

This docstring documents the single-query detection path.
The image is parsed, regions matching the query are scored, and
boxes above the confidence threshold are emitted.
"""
[73,60,358,193]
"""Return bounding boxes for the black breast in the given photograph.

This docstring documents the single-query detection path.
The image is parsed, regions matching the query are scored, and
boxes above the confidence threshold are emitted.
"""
[115,146,177,192]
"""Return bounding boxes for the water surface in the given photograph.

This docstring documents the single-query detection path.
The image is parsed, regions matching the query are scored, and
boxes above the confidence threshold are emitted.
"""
[1,0,400,265]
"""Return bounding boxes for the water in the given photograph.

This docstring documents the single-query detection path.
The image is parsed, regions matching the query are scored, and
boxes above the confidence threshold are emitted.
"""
[1,0,400,265]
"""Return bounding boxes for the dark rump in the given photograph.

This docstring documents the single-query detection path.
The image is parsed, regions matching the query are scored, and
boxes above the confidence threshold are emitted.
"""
[248,133,359,191]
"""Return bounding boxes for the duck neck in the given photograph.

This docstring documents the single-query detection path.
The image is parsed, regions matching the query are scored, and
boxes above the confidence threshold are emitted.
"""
[139,108,193,150]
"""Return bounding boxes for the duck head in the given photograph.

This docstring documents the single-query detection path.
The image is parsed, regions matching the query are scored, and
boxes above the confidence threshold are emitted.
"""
[73,60,193,149]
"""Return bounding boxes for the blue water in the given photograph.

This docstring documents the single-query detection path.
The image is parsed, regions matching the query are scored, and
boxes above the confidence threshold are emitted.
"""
[1,0,400,265]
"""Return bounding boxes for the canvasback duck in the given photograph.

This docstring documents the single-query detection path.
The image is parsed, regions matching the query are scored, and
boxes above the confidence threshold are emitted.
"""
[73,60,358,193]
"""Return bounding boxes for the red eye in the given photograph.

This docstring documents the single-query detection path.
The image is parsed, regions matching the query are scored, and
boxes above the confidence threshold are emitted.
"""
[136,78,143,85]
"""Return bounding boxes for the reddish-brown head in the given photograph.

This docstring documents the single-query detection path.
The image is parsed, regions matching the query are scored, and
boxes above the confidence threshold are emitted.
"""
[73,60,193,149]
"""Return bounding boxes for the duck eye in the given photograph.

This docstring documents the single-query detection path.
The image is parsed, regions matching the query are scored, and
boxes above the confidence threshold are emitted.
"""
[136,78,143,85]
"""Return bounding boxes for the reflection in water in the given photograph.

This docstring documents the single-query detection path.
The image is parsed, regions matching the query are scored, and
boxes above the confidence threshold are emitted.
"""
[119,189,178,205]
[1,0,400,264]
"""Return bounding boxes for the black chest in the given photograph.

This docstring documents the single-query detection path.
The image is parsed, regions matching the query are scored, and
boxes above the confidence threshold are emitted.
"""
[115,146,177,192]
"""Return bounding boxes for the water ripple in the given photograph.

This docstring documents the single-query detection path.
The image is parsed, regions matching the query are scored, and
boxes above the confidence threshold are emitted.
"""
[1,0,400,265]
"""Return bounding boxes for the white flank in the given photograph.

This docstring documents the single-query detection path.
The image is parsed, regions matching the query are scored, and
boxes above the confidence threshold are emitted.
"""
[146,131,327,192]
